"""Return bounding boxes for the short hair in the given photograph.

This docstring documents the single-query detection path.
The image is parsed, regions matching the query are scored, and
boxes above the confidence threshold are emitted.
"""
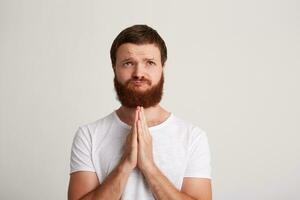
[110,24,167,68]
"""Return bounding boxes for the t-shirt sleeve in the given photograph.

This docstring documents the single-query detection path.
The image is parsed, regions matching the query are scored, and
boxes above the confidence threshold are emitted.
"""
[70,126,96,174]
[184,127,212,179]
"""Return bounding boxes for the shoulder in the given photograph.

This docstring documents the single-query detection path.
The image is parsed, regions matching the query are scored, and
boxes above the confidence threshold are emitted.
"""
[74,111,115,139]
[170,114,208,138]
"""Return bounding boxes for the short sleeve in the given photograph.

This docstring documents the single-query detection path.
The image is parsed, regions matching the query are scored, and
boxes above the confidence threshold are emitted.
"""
[70,126,96,174]
[184,127,212,179]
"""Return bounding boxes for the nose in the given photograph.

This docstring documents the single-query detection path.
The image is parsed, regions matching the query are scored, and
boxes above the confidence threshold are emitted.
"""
[132,63,145,79]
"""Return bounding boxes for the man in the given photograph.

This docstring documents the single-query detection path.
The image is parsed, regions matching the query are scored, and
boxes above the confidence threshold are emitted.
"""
[68,25,212,200]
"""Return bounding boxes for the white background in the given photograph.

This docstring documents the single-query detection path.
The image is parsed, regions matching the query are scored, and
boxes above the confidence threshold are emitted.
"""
[0,0,299,199]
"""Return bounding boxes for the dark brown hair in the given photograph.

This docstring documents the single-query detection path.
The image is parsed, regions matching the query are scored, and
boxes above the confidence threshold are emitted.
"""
[110,24,167,68]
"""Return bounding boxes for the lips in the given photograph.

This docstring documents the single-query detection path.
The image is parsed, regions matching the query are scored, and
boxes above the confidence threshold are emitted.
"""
[132,81,145,86]
[131,80,149,86]
[133,80,144,84]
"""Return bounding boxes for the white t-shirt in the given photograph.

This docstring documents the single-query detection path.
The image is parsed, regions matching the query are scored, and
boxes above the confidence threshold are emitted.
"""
[70,111,211,199]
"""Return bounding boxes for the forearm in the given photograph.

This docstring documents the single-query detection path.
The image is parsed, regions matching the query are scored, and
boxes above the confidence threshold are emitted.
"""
[142,166,197,200]
[81,162,131,200]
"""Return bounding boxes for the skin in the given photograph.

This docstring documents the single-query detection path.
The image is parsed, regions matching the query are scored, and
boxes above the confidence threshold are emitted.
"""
[68,43,212,200]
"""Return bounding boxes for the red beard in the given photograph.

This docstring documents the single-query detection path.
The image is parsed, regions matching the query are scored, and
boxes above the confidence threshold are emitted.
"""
[114,73,164,108]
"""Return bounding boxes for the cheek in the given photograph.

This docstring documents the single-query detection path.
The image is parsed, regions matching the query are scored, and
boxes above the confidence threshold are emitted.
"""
[151,71,163,84]
[115,70,131,84]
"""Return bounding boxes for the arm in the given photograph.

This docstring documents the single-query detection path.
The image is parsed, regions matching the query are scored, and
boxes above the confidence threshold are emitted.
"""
[142,165,212,200]
[68,109,140,200]
[68,161,133,200]
[181,177,212,200]
[137,107,212,200]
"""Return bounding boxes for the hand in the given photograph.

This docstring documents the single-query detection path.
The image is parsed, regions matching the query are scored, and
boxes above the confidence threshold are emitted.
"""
[136,107,156,173]
[120,108,138,172]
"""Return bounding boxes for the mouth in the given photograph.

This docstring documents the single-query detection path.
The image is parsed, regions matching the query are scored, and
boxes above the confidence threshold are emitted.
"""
[131,80,148,86]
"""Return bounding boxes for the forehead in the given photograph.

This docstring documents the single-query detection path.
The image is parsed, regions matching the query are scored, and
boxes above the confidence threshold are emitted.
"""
[116,43,161,61]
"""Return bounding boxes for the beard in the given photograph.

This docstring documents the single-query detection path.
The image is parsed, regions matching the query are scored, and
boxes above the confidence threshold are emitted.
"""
[114,73,164,108]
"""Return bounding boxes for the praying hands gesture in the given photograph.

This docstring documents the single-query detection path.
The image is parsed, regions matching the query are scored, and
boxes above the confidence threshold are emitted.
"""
[121,106,156,174]
[69,106,211,200]
[119,106,211,200]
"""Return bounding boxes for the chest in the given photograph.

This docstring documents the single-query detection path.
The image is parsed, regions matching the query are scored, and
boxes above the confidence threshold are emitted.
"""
[92,128,189,186]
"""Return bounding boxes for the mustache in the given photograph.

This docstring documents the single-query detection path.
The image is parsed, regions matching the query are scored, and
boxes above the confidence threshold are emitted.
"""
[125,78,151,86]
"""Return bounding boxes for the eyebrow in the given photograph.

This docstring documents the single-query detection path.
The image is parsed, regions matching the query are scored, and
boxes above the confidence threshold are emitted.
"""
[120,58,132,63]
[120,57,156,63]
[143,58,155,61]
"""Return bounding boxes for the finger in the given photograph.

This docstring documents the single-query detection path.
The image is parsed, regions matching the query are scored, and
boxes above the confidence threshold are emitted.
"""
[132,107,138,130]
[138,107,145,129]
[138,109,146,138]
[130,108,138,133]
[142,107,148,127]
[140,107,150,136]
[130,109,138,143]
[133,121,138,143]
[137,119,143,142]
[134,107,139,124]
[137,106,141,121]
[136,108,143,137]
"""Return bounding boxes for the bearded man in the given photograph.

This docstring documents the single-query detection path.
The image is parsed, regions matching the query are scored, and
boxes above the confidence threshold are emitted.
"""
[68,25,212,200]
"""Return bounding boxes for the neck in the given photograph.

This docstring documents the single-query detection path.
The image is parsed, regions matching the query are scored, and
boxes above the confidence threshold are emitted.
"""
[116,104,170,127]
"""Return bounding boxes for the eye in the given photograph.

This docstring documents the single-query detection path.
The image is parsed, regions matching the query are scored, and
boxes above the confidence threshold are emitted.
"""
[123,62,133,67]
[147,61,156,66]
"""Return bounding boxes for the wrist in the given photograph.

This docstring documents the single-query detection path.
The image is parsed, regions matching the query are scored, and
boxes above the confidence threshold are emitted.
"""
[118,160,135,174]
[141,163,159,177]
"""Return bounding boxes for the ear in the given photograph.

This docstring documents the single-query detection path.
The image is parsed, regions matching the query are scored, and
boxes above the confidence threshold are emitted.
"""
[162,60,166,68]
